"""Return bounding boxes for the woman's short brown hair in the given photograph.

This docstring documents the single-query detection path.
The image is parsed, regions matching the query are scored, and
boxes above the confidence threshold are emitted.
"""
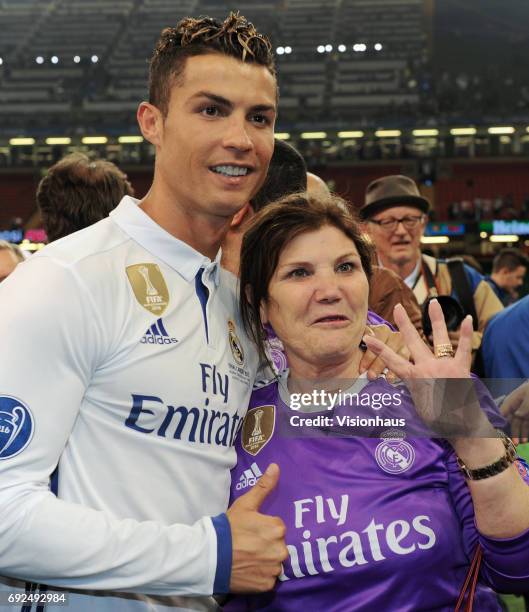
[239,192,373,366]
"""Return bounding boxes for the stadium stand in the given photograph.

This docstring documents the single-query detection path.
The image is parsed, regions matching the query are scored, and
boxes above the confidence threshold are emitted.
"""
[0,0,430,131]
[1,0,529,250]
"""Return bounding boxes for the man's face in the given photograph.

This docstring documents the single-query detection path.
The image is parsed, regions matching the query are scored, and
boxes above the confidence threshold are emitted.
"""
[146,53,277,222]
[0,250,20,283]
[365,205,426,269]
[499,265,526,292]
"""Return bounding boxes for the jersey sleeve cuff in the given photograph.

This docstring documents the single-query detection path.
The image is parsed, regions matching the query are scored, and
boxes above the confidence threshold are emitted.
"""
[211,513,232,594]
[478,522,529,579]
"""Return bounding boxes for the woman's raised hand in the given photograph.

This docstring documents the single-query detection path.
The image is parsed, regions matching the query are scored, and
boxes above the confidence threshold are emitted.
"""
[363,300,491,436]
[363,300,473,380]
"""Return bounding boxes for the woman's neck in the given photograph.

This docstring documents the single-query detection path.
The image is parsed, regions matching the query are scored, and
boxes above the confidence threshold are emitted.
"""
[286,350,364,393]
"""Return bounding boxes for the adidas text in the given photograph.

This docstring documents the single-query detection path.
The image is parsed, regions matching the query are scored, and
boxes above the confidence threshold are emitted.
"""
[141,336,178,345]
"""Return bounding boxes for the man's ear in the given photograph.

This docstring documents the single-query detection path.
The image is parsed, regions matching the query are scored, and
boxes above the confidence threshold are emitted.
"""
[230,204,249,228]
[137,101,163,146]
[230,203,253,229]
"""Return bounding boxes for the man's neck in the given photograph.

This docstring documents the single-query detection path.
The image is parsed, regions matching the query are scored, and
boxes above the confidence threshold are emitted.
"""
[378,254,419,281]
[140,187,229,260]
[220,234,242,276]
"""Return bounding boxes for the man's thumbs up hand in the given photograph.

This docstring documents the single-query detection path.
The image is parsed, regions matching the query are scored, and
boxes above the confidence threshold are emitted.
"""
[227,464,288,593]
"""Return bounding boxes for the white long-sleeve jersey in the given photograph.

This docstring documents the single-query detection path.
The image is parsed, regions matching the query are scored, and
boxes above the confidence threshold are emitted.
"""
[0,197,258,611]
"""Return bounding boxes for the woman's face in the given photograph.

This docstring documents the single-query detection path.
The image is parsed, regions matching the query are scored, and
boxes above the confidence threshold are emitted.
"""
[260,224,369,368]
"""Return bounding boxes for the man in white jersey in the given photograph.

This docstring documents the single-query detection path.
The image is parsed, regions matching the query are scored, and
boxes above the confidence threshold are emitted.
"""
[0,13,287,611]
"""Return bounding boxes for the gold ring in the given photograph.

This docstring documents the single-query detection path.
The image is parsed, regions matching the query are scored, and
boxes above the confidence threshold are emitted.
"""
[434,343,455,359]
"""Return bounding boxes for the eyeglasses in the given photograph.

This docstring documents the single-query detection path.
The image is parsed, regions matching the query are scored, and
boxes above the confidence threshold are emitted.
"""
[368,214,425,232]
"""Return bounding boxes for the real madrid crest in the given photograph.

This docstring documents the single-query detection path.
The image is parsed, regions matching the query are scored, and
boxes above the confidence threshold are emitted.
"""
[374,430,415,474]
[242,405,275,456]
[228,319,245,365]
[126,263,169,315]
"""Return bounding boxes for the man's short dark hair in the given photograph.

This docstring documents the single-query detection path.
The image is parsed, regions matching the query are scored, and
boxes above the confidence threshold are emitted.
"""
[492,248,529,273]
[149,12,275,117]
[251,139,307,212]
[37,153,134,242]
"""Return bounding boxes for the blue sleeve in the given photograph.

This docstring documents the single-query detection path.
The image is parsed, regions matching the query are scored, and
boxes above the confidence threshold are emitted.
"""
[482,298,529,378]
[211,513,232,594]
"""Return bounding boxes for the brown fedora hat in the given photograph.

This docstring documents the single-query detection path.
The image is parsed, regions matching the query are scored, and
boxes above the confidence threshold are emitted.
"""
[360,174,430,220]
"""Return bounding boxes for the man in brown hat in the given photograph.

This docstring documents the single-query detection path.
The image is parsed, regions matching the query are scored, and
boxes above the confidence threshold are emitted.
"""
[360,174,503,355]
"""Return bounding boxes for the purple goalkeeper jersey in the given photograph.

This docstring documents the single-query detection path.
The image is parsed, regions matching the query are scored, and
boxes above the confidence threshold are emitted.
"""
[228,376,529,612]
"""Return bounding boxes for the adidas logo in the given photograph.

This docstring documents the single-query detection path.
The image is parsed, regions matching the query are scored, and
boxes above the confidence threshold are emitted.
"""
[141,318,178,345]
[235,462,263,491]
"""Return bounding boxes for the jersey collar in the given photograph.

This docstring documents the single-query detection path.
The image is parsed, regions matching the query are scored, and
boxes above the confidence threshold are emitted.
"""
[110,196,221,286]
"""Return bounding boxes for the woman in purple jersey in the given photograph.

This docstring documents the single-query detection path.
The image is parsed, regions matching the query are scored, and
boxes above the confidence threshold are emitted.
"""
[227,192,529,611]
